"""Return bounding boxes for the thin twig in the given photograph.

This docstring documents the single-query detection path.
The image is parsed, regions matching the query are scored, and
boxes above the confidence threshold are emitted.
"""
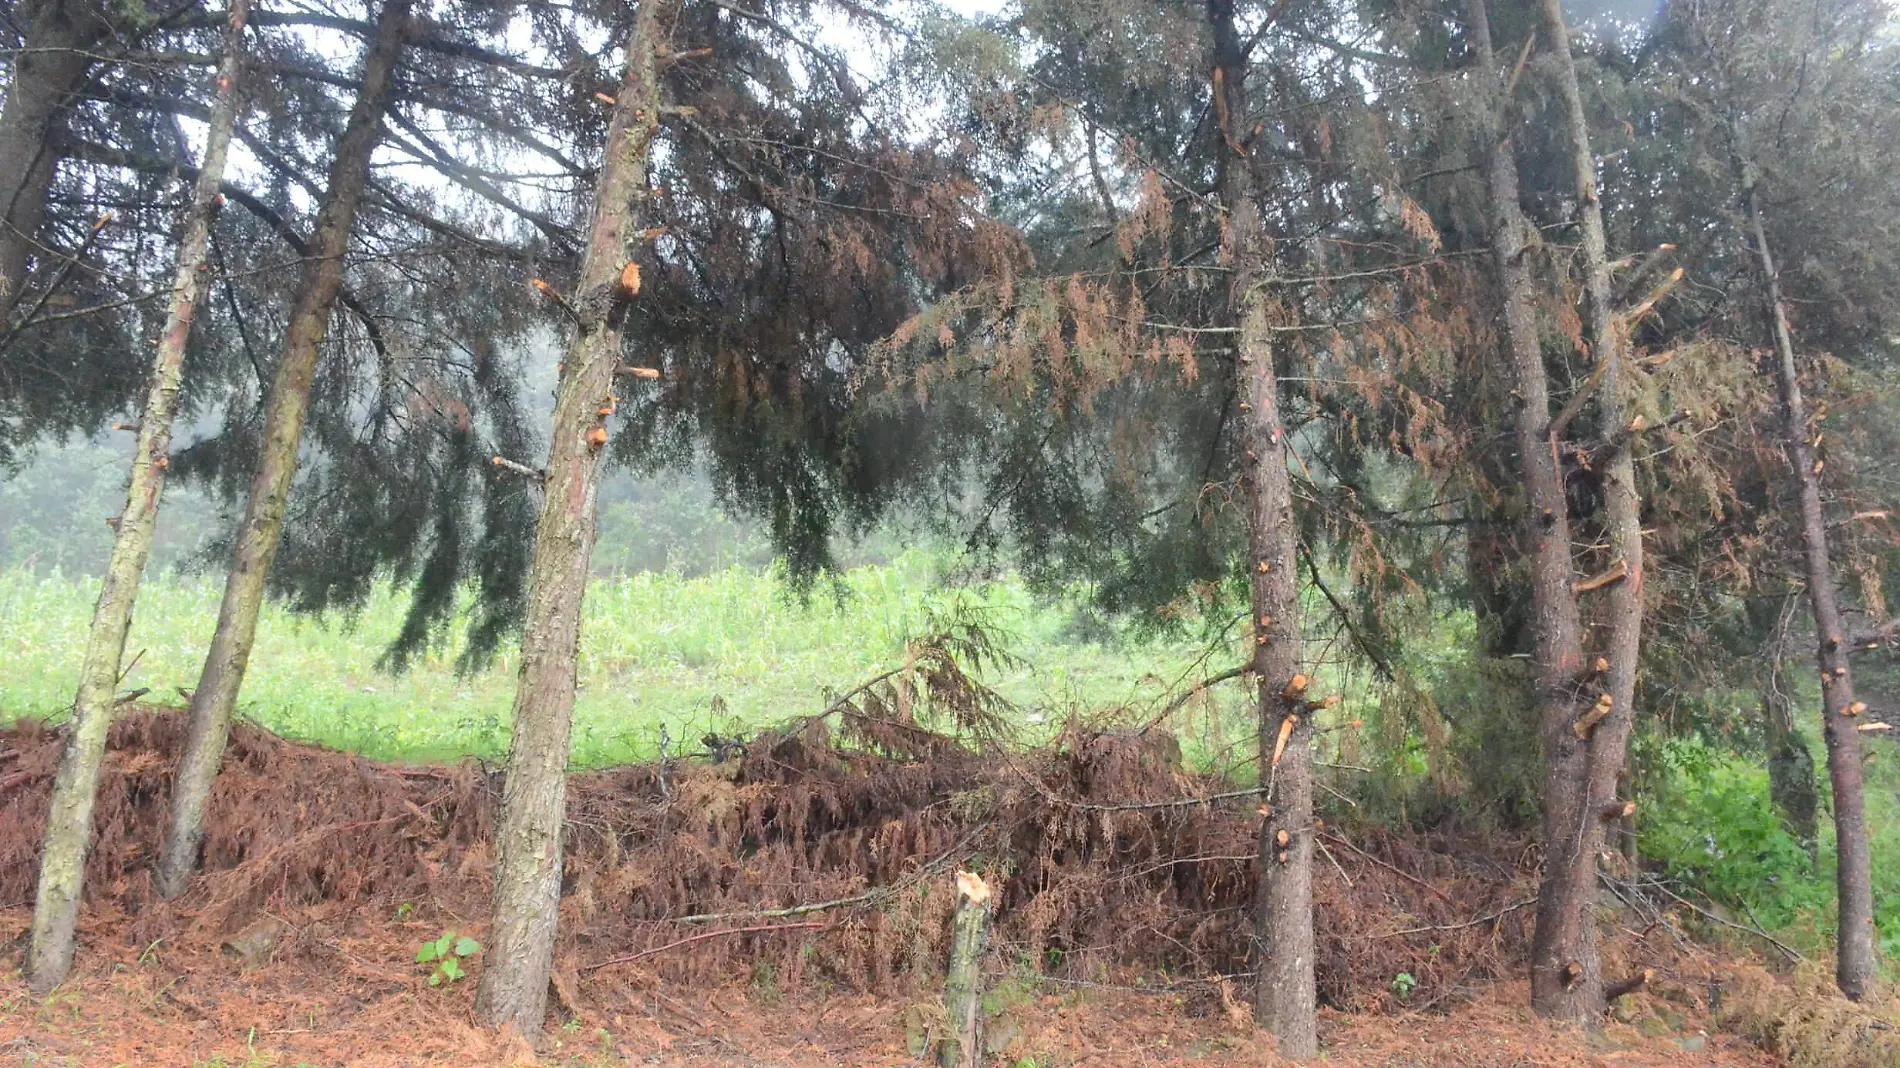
[1316,837,1353,888]
[1383,897,1535,937]
[581,922,828,974]
[668,822,989,924]
[1619,875,1806,963]
[1140,664,1249,732]
[1319,831,1453,902]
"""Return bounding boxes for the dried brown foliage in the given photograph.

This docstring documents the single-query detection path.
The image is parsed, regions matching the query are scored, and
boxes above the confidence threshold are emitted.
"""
[0,706,1549,1018]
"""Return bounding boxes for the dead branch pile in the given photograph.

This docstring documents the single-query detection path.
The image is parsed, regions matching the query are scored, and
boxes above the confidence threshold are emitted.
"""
[0,706,1535,1012]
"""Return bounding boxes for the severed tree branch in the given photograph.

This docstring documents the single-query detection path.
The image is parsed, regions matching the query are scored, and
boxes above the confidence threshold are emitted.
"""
[581,922,829,974]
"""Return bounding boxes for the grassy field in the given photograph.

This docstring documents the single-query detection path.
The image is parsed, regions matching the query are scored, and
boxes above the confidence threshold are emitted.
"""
[0,552,1259,768]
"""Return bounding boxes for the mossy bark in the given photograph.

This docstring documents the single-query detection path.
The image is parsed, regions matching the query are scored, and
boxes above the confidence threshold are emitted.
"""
[939,874,992,1068]
[25,0,253,993]
[155,0,410,901]
[473,0,676,1038]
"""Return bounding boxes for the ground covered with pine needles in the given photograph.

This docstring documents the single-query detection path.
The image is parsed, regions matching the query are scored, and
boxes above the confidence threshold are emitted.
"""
[0,709,1893,1066]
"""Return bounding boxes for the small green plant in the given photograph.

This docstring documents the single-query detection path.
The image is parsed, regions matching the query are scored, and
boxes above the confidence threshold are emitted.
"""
[415,930,482,986]
[1391,972,1417,1000]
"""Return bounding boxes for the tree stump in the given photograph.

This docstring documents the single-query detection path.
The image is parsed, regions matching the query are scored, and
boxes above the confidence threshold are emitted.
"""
[941,871,992,1068]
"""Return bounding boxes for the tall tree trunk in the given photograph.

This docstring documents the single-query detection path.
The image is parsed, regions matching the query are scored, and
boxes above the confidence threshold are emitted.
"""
[1208,0,1314,1056]
[1536,0,1646,1021]
[1745,182,1876,999]
[1464,0,1597,1016]
[0,0,107,319]
[23,0,252,994]
[474,0,675,1038]
[154,0,410,900]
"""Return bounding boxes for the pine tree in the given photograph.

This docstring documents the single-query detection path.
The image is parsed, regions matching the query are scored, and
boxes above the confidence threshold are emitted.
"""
[23,0,253,993]
[156,0,414,899]
[473,0,678,1033]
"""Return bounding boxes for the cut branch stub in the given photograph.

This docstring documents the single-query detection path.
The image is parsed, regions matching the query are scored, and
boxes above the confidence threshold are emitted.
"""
[1574,559,1629,595]
[491,455,543,480]
[1604,968,1653,1004]
[1269,714,1299,766]
[1572,694,1614,740]
[1599,800,1637,821]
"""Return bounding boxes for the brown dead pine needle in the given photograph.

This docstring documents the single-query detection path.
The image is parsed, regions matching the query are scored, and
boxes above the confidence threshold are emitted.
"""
[582,922,830,974]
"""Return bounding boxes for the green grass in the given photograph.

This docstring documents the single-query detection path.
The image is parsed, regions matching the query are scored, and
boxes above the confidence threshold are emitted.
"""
[0,551,1256,768]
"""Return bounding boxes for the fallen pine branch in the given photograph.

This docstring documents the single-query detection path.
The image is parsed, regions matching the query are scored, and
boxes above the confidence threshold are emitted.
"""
[1382,897,1535,937]
[1320,830,1454,902]
[1604,873,1805,963]
[667,822,990,924]
[581,921,828,974]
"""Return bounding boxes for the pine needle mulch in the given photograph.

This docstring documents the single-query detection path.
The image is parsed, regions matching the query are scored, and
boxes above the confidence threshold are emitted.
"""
[0,938,1778,1067]
[0,708,1839,1065]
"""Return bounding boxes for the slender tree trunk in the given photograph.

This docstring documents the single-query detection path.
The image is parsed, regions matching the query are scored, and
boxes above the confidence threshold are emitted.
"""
[1207,0,1314,1055]
[1242,286,1316,1058]
[1465,0,1597,1016]
[0,0,106,319]
[154,0,410,900]
[22,0,252,994]
[1536,0,1647,1021]
[474,0,675,1037]
[1746,183,1876,999]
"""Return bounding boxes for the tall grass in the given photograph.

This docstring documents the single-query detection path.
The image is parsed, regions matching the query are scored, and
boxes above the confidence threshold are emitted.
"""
[0,552,1254,767]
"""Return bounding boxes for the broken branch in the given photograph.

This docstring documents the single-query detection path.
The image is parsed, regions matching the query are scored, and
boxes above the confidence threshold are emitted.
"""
[1573,693,1614,740]
[491,455,543,480]
[1573,559,1629,595]
[581,922,828,974]
[1617,266,1685,326]
[1604,968,1652,1003]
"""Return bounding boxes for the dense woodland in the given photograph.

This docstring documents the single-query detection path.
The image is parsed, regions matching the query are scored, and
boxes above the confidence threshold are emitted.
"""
[2,0,1899,1058]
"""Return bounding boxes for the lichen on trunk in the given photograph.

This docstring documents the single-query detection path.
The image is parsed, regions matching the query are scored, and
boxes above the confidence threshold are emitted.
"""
[473,0,678,1038]
[23,0,254,994]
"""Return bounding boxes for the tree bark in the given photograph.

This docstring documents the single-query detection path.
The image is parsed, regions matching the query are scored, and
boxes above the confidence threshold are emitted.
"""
[473,0,675,1038]
[1534,0,1647,1022]
[1464,0,1597,1016]
[154,0,410,901]
[939,872,992,1068]
[22,0,253,992]
[0,0,107,319]
[1746,183,1876,999]
[1208,0,1314,1055]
